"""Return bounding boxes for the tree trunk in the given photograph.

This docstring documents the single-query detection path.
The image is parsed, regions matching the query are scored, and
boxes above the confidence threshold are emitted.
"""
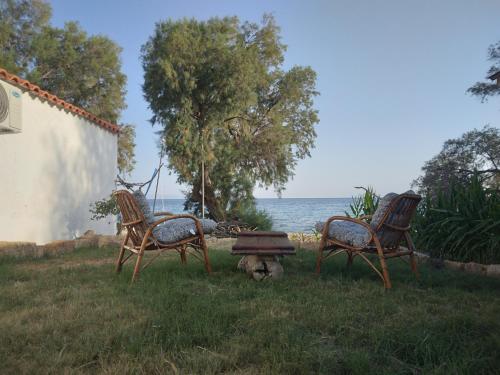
[191,169,226,222]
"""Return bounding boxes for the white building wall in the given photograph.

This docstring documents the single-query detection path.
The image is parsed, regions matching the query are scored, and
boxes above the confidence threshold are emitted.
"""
[0,86,117,244]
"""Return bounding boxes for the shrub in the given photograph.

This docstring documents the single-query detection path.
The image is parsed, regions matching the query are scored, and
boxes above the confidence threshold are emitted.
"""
[234,201,273,231]
[89,195,121,234]
[413,175,500,264]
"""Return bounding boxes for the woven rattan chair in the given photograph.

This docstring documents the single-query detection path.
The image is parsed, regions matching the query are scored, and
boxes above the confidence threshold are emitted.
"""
[113,189,214,282]
[315,192,422,289]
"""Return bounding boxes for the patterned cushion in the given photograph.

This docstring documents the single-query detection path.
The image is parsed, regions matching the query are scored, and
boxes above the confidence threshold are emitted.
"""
[153,218,217,244]
[133,190,156,225]
[315,220,371,247]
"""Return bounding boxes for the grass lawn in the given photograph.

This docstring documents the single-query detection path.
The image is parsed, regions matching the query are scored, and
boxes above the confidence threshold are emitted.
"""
[1,245,499,374]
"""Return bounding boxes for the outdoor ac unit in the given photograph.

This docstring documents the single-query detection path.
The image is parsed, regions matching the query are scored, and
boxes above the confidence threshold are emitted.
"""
[0,80,22,134]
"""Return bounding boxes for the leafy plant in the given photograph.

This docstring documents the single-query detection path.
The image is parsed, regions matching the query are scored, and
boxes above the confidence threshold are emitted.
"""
[233,201,273,231]
[413,174,500,264]
[346,186,379,220]
[89,195,121,234]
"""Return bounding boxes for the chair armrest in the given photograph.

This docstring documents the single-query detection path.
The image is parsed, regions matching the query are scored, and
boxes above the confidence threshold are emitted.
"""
[358,215,372,221]
[154,211,174,217]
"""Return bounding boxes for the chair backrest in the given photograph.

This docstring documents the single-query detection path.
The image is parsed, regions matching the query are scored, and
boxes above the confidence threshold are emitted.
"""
[370,192,422,248]
[113,190,151,248]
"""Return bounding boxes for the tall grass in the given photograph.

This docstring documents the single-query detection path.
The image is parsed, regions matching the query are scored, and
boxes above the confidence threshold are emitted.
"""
[413,175,500,264]
[1,246,499,373]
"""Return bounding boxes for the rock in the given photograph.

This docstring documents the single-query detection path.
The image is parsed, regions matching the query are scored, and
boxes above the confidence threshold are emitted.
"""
[237,255,284,280]
[0,241,38,257]
[444,260,464,271]
[264,260,284,280]
[97,235,122,248]
[41,240,76,255]
[427,257,445,269]
[486,264,500,278]
[75,237,98,249]
[237,255,258,272]
[82,230,96,238]
[464,262,486,275]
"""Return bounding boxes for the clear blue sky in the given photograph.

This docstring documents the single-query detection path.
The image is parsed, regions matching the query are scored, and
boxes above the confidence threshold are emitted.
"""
[49,0,499,198]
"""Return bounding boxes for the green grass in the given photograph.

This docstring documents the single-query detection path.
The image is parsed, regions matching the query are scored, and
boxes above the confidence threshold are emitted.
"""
[1,247,499,374]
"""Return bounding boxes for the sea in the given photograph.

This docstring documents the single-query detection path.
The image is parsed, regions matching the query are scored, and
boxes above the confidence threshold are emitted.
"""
[149,198,353,233]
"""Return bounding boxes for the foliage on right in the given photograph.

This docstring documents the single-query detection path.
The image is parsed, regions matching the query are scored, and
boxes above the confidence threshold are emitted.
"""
[413,127,500,264]
[467,40,500,104]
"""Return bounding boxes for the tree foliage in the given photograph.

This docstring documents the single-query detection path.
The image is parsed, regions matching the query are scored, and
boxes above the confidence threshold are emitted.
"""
[142,15,319,221]
[28,21,127,123]
[117,123,136,175]
[413,126,500,195]
[0,0,134,173]
[0,0,50,74]
[468,41,500,104]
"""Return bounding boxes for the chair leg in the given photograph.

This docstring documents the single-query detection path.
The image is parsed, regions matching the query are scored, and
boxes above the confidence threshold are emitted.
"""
[373,238,392,289]
[404,232,419,280]
[346,251,353,267]
[200,236,212,274]
[116,233,129,273]
[131,244,146,283]
[180,245,187,264]
[409,252,419,279]
[316,236,327,274]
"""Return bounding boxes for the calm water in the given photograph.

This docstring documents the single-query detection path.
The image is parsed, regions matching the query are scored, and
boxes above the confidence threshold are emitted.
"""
[149,198,353,233]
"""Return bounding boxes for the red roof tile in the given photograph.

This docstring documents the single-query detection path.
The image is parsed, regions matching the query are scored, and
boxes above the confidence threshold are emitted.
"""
[0,67,120,135]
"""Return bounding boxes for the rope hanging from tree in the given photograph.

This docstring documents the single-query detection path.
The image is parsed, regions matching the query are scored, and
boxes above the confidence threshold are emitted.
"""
[115,144,165,210]
[116,139,207,217]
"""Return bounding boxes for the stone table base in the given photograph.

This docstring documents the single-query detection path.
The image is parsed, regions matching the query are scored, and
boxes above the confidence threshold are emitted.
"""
[237,255,284,281]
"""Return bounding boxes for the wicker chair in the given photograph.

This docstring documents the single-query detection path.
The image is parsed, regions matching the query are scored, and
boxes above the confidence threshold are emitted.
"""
[113,189,214,282]
[315,192,422,289]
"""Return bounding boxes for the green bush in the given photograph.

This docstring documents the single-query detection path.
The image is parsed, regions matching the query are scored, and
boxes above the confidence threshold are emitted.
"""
[234,201,273,231]
[346,186,379,220]
[413,175,500,264]
[89,195,121,234]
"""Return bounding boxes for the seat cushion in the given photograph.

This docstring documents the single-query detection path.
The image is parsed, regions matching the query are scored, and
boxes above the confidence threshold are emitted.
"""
[133,190,155,225]
[315,220,371,247]
[153,218,217,244]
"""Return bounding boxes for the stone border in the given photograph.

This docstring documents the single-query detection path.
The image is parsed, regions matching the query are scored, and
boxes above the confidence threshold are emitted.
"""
[2,231,499,279]
[288,233,500,279]
[0,230,123,258]
[414,252,500,278]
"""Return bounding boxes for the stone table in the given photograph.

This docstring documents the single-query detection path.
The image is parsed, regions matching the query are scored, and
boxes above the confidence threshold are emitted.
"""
[231,231,296,280]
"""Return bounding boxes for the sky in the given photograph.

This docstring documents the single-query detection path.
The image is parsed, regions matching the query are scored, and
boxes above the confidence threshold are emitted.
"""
[49,0,499,198]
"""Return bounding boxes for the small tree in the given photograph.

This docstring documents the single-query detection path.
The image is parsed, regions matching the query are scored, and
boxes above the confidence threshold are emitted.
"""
[413,126,500,195]
[142,15,319,221]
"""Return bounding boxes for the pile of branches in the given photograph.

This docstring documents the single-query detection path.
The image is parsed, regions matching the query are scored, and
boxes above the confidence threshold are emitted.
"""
[213,221,256,238]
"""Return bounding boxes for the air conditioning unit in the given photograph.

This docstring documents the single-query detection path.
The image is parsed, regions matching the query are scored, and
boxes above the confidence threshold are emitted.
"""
[0,80,22,134]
